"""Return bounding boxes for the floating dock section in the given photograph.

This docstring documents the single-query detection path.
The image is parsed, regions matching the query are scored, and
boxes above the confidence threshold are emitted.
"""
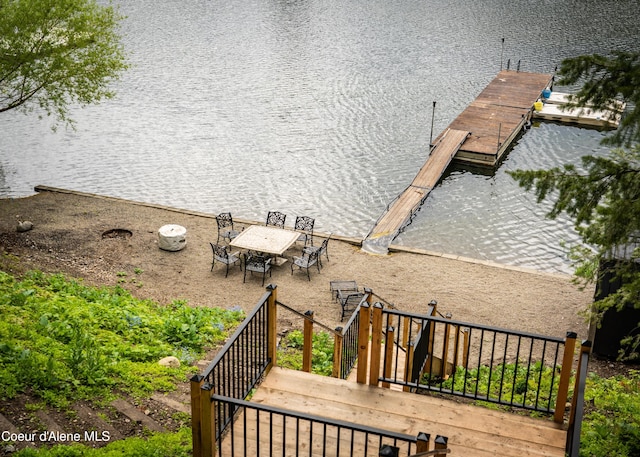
[362,70,553,254]
[443,70,553,166]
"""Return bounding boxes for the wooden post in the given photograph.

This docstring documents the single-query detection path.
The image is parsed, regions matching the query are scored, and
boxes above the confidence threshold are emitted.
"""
[332,327,343,378]
[434,435,448,457]
[190,375,204,457]
[266,284,278,372]
[369,303,384,386]
[569,341,592,429]
[440,313,452,378]
[452,325,460,369]
[462,327,470,370]
[416,432,431,455]
[356,303,371,384]
[382,326,395,388]
[403,341,415,392]
[554,332,577,424]
[303,310,314,373]
[402,316,410,349]
[364,287,373,305]
[200,383,215,457]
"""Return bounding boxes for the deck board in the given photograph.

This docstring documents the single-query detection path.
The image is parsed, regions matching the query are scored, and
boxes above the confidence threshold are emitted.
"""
[221,367,567,457]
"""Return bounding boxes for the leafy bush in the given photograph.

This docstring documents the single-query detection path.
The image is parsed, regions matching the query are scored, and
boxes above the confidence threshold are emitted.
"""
[580,370,640,457]
[0,270,243,405]
[277,330,334,376]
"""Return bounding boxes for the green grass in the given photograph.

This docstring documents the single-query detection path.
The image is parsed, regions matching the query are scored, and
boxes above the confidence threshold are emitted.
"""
[0,270,244,407]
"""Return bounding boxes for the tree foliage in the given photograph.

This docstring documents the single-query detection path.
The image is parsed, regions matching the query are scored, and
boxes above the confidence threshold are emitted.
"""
[0,0,128,125]
[510,51,640,360]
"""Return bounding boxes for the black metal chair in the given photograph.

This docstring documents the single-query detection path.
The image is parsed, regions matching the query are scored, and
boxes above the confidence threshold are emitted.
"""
[216,212,241,243]
[209,243,242,277]
[243,253,272,286]
[294,216,315,246]
[338,291,366,321]
[291,250,320,281]
[266,211,286,229]
[303,235,330,268]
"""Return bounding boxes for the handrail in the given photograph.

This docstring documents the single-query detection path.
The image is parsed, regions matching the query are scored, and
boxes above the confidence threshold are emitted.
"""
[378,307,572,415]
[566,341,591,456]
[212,393,420,457]
[276,299,341,336]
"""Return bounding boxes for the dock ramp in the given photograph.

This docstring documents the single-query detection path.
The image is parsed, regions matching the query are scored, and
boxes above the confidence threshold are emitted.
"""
[362,129,470,255]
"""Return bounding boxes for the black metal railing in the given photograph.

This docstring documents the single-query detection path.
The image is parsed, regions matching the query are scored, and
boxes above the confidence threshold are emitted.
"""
[198,289,272,440]
[379,308,573,414]
[339,300,363,379]
[212,394,421,457]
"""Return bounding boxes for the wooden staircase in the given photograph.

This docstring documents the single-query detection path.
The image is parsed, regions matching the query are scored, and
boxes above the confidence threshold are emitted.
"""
[224,367,567,457]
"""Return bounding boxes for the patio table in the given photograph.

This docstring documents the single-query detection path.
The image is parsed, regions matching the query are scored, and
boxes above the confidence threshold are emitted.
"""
[230,225,300,258]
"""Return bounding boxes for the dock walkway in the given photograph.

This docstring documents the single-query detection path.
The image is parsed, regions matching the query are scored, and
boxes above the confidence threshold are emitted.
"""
[362,70,552,254]
[362,128,469,254]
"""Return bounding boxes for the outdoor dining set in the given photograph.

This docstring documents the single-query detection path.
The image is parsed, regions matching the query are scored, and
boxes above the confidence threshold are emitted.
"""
[210,211,330,285]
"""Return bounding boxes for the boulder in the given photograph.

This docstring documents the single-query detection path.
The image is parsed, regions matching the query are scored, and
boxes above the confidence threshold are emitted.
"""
[16,221,33,232]
[158,356,181,368]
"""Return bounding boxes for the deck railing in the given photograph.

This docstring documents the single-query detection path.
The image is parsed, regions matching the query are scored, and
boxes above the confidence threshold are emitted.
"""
[211,394,445,457]
[566,341,592,456]
[356,304,578,421]
[191,286,277,457]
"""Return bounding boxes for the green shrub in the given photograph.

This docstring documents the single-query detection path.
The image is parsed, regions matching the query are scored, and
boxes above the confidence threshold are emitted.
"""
[0,270,243,405]
[277,330,334,376]
[580,370,640,457]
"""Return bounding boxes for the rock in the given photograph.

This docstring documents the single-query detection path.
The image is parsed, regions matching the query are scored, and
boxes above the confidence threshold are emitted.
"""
[158,356,181,368]
[16,221,33,232]
[157,224,186,251]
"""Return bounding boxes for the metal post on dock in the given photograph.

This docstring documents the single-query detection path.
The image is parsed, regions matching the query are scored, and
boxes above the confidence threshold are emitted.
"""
[500,37,505,71]
[429,101,436,149]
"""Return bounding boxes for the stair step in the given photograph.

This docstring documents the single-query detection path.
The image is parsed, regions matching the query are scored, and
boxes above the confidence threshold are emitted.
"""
[110,399,165,432]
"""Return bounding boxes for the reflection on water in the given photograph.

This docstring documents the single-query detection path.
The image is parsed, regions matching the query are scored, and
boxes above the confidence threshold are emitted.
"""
[0,0,638,274]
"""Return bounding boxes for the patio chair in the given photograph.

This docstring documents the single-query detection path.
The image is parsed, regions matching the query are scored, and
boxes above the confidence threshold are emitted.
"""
[303,234,330,268]
[243,253,272,286]
[338,291,366,321]
[291,250,320,281]
[294,216,315,246]
[266,211,286,229]
[209,243,242,277]
[329,280,358,302]
[216,212,241,244]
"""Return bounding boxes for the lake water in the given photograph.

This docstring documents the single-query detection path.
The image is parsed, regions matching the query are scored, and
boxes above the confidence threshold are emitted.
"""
[1,0,638,274]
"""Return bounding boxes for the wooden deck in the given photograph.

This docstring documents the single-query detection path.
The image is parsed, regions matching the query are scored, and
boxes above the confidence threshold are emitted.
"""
[222,367,567,457]
[362,128,469,254]
[442,70,553,166]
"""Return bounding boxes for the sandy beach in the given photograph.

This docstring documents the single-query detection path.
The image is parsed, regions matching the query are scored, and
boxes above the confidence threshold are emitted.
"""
[0,186,593,341]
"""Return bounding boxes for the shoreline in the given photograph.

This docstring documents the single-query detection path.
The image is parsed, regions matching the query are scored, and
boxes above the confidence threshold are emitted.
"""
[30,185,574,281]
[0,185,593,341]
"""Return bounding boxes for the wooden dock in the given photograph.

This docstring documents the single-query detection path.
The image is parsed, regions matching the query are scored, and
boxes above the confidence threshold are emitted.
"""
[362,128,469,254]
[443,70,553,166]
[222,367,567,457]
[362,70,553,254]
